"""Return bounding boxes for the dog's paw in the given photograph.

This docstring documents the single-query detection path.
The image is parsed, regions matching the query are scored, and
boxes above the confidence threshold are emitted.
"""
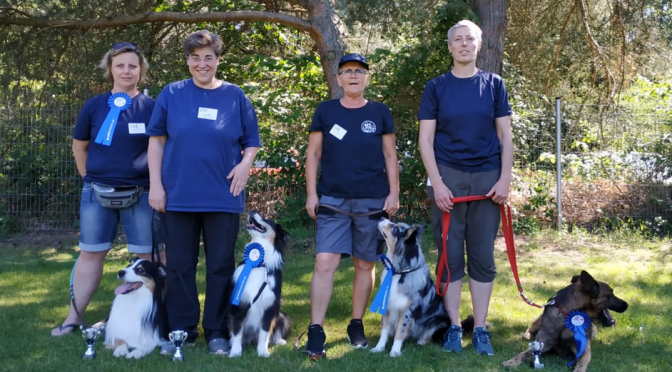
[274,338,287,346]
[228,347,243,358]
[113,345,129,357]
[502,358,521,368]
[126,349,148,359]
[370,346,385,353]
[522,331,532,340]
[257,349,270,358]
[389,350,401,357]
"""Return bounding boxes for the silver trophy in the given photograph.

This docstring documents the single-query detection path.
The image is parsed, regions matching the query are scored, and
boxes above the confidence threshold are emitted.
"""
[169,330,188,361]
[530,340,544,369]
[81,327,101,359]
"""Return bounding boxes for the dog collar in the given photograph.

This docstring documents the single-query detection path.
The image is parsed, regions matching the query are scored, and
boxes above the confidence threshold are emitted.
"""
[396,266,422,275]
[544,296,569,317]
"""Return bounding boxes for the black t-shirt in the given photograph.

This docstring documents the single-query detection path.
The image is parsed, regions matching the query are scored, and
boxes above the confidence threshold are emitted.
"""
[310,99,395,198]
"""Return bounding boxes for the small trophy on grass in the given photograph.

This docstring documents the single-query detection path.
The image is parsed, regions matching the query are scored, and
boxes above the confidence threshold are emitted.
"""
[530,340,544,369]
[169,330,187,361]
[81,327,101,360]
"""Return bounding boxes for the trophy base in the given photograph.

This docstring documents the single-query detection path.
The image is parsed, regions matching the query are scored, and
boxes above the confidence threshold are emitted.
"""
[82,352,96,360]
[531,361,544,369]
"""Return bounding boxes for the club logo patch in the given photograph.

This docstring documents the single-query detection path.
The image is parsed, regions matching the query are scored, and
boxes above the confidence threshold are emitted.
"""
[361,120,376,133]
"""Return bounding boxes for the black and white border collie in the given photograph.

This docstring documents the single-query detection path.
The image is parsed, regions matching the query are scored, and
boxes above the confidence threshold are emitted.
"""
[104,258,168,359]
[227,211,291,358]
[371,219,475,357]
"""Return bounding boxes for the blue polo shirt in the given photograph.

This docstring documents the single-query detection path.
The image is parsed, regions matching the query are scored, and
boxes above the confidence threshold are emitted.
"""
[73,92,155,187]
[146,79,261,212]
[418,70,512,172]
[310,99,395,198]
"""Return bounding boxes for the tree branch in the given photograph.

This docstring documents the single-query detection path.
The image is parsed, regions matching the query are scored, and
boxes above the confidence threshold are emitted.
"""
[0,10,315,33]
[576,0,615,100]
[544,1,576,96]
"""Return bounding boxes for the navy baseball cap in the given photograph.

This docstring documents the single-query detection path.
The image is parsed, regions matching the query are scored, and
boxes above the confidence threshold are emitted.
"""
[338,53,369,70]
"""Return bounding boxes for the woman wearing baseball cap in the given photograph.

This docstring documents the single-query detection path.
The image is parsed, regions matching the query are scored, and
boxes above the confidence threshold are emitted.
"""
[302,53,399,359]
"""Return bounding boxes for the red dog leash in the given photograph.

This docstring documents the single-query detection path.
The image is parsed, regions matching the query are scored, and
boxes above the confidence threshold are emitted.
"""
[435,195,542,308]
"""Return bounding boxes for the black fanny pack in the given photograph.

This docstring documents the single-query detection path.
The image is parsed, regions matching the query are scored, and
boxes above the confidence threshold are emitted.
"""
[92,183,144,209]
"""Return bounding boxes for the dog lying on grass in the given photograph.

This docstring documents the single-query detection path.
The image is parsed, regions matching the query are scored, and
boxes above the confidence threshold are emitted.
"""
[502,270,629,372]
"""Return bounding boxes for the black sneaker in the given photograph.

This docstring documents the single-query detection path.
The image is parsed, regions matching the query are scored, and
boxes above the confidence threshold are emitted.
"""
[346,319,368,348]
[305,324,326,360]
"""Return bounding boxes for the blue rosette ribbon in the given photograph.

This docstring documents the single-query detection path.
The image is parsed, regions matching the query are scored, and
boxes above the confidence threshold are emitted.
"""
[565,310,591,366]
[94,92,132,146]
[369,254,395,315]
[230,242,265,305]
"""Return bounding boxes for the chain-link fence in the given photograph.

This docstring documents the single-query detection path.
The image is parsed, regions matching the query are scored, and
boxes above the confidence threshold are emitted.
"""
[510,102,672,230]
[1,103,671,233]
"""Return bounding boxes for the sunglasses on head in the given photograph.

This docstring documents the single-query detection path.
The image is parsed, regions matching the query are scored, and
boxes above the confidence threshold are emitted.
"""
[111,42,138,51]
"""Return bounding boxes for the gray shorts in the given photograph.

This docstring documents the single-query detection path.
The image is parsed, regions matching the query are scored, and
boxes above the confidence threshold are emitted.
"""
[315,195,388,262]
[427,165,501,283]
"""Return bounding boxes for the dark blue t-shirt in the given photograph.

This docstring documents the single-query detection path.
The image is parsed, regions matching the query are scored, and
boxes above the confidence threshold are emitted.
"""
[418,70,512,172]
[310,99,395,198]
[146,79,261,213]
[72,92,155,187]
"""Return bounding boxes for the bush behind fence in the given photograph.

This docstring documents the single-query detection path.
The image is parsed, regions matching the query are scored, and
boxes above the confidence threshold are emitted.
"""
[1,103,671,236]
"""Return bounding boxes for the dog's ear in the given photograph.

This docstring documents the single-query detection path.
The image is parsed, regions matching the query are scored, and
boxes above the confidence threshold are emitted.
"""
[404,225,422,241]
[580,270,600,297]
[571,275,580,283]
[158,265,167,278]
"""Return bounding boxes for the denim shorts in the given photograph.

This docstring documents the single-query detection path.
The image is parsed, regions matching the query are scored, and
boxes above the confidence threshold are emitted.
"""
[79,182,153,253]
[315,195,387,262]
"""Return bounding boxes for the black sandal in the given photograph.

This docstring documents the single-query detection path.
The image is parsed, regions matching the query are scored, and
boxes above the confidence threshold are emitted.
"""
[52,323,81,336]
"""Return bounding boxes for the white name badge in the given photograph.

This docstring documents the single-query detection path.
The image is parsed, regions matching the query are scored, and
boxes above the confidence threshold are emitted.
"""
[128,123,146,134]
[198,107,218,120]
[427,178,431,187]
[329,124,347,140]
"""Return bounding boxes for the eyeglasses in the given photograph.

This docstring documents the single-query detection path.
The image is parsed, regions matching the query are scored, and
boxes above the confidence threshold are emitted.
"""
[338,69,368,77]
[111,42,138,51]
[189,55,217,63]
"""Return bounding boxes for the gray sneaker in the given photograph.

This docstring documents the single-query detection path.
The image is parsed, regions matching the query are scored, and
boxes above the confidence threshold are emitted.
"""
[160,340,195,355]
[209,338,230,355]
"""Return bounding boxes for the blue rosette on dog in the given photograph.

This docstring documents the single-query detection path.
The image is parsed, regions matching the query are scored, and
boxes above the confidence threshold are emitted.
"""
[230,242,265,305]
[94,92,132,146]
[369,254,395,315]
[565,310,591,366]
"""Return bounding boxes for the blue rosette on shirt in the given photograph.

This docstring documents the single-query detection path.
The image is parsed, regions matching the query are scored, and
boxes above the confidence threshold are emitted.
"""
[565,310,591,366]
[369,254,395,315]
[94,92,132,146]
[230,242,265,305]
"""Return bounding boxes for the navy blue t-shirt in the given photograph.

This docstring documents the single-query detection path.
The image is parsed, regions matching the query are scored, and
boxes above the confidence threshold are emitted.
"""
[72,92,155,187]
[418,70,512,172]
[310,99,395,198]
[146,79,261,213]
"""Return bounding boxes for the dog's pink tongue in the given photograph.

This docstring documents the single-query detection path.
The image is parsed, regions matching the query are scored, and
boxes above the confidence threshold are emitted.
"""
[115,282,135,295]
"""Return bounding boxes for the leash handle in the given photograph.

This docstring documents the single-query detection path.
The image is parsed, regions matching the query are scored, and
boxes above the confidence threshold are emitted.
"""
[435,195,542,308]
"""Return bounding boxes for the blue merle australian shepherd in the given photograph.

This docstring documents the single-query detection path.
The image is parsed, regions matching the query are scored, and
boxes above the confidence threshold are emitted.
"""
[371,218,475,357]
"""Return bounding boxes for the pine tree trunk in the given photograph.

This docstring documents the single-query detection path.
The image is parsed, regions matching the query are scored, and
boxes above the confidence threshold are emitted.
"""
[472,0,508,75]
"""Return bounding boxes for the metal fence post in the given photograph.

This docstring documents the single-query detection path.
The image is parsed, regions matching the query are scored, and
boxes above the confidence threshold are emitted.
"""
[556,97,563,230]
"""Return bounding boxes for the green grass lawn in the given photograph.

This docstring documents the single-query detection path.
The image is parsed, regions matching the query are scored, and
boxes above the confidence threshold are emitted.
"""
[1,229,671,372]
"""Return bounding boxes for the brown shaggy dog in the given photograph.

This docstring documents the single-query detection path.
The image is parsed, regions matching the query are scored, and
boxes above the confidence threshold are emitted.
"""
[502,270,628,372]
